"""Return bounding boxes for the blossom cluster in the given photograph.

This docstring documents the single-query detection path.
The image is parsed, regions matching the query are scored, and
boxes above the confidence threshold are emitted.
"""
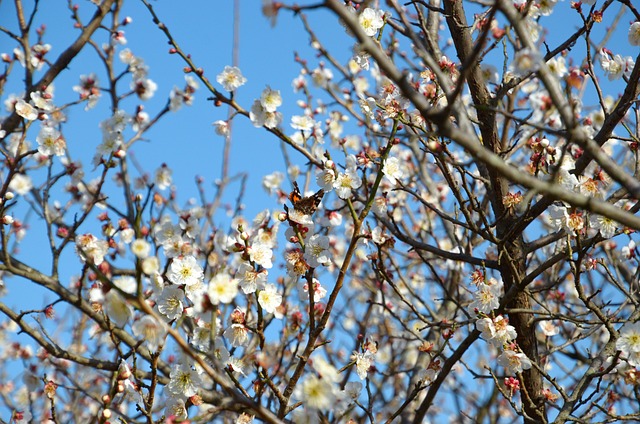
[470,272,532,376]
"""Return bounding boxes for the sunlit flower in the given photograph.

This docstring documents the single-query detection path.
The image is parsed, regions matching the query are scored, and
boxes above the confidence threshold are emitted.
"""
[216,66,247,91]
[589,213,617,239]
[236,261,268,294]
[36,126,66,156]
[131,238,151,259]
[358,95,377,119]
[302,278,327,302]
[498,348,532,374]
[304,234,330,268]
[131,78,157,100]
[249,99,282,129]
[538,320,559,337]
[75,233,109,265]
[477,315,517,347]
[291,115,316,133]
[248,242,273,269]
[212,120,230,136]
[167,255,203,287]
[260,86,282,112]
[352,351,374,380]
[155,164,172,190]
[15,99,37,120]
[600,50,626,80]
[359,8,385,37]
[8,174,33,196]
[113,276,137,295]
[546,56,567,78]
[616,322,640,367]
[296,374,336,410]
[258,283,282,314]
[333,155,361,199]
[382,156,403,185]
[208,273,239,304]
[469,282,501,314]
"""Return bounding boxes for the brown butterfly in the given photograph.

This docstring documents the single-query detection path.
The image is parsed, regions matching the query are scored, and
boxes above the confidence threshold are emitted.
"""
[288,181,324,215]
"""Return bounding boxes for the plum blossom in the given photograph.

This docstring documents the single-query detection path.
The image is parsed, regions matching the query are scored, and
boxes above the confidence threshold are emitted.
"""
[104,291,133,328]
[208,273,239,304]
[358,8,385,37]
[8,174,33,196]
[179,215,200,240]
[258,283,283,314]
[382,156,403,185]
[498,348,532,374]
[75,233,109,265]
[30,91,54,112]
[142,257,160,276]
[358,95,377,119]
[157,285,185,320]
[250,99,282,129]
[546,56,567,78]
[538,320,559,337]
[476,315,517,347]
[509,48,542,76]
[113,276,137,295]
[352,351,374,380]
[304,234,330,268]
[302,279,327,302]
[249,242,274,269]
[260,86,282,112]
[547,204,572,234]
[154,164,172,190]
[167,256,203,287]
[333,155,361,199]
[236,261,268,294]
[212,120,230,136]
[630,22,640,46]
[164,397,187,421]
[316,166,337,192]
[469,278,503,314]
[216,66,247,91]
[589,213,617,239]
[131,78,157,100]
[167,362,202,398]
[263,171,284,194]
[130,239,150,258]
[295,373,336,411]
[131,315,166,351]
[224,323,250,347]
[600,50,634,81]
[73,73,100,108]
[311,66,333,88]
[291,115,316,133]
[15,99,38,120]
[616,322,640,367]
